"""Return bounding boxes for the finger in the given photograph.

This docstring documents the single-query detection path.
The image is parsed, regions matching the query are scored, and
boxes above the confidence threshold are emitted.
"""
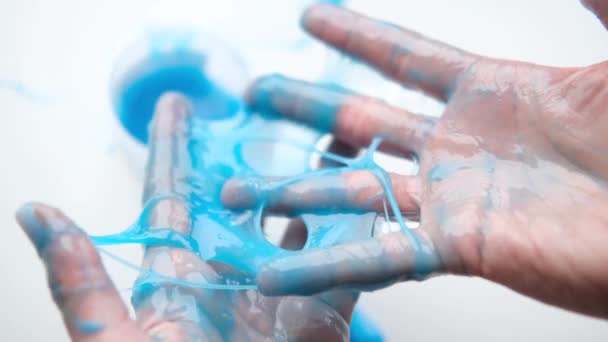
[256,230,441,296]
[582,0,608,29]
[302,4,478,101]
[222,170,421,216]
[16,203,146,341]
[143,92,195,205]
[248,75,436,155]
[139,93,203,286]
[138,92,224,339]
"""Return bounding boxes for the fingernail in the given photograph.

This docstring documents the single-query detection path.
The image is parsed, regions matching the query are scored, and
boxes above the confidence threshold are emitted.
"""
[15,203,75,255]
[16,203,50,253]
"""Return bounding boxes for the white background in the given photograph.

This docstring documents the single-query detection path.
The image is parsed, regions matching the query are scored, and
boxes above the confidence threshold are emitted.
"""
[1,0,608,340]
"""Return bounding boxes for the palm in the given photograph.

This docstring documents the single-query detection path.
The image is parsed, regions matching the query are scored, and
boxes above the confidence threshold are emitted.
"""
[419,60,608,315]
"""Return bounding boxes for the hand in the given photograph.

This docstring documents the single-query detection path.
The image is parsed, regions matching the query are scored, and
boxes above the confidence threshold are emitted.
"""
[16,93,356,341]
[221,2,608,318]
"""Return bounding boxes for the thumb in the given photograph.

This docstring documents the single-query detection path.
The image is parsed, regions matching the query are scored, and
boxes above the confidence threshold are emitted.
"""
[16,202,146,341]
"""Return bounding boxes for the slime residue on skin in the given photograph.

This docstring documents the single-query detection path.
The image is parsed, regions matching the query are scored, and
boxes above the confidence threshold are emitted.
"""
[74,320,105,335]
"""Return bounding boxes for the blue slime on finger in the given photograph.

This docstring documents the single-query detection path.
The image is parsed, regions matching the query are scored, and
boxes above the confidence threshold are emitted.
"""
[94,29,432,291]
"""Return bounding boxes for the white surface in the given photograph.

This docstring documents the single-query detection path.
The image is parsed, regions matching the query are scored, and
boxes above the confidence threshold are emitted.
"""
[1,0,608,341]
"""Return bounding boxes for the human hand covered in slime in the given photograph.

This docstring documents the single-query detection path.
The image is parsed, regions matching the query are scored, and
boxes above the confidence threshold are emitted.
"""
[16,94,358,341]
[222,1,608,318]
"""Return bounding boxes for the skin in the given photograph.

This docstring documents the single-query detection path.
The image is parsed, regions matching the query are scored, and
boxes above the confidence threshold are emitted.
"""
[221,1,608,319]
[16,93,356,341]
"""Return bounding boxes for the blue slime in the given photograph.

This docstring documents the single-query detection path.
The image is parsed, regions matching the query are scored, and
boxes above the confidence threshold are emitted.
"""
[92,28,412,340]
